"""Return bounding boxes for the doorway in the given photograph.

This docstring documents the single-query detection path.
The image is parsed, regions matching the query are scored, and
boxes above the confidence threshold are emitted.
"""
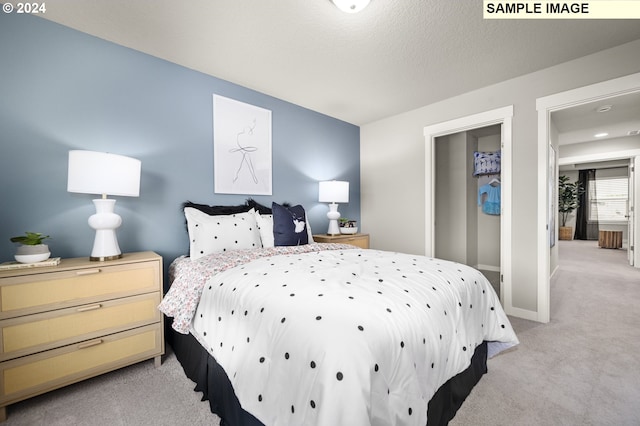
[536,71,640,323]
[424,105,514,310]
[434,124,502,295]
[558,161,632,254]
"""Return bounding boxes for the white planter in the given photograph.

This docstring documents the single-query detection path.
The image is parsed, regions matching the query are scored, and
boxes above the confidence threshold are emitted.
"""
[339,227,358,234]
[15,244,51,264]
[339,221,358,234]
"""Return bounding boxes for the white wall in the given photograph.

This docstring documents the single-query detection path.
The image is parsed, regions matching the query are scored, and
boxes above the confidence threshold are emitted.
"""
[361,39,640,315]
[560,135,640,159]
[434,132,479,265]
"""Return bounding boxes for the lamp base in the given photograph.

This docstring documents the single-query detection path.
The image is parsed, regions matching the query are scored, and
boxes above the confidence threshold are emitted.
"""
[90,253,123,262]
[88,198,123,261]
[326,203,341,236]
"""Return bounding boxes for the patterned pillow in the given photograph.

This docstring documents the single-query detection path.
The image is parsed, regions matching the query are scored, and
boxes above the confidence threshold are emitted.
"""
[255,212,315,248]
[272,203,309,246]
[184,207,261,260]
[473,151,501,176]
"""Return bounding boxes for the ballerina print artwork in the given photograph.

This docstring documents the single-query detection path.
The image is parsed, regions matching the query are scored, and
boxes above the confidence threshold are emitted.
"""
[213,94,272,195]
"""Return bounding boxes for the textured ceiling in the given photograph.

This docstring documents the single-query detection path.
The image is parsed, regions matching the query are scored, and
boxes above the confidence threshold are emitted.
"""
[11,0,640,125]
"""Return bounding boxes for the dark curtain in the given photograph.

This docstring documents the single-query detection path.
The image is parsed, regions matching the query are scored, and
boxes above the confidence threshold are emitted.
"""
[575,169,599,240]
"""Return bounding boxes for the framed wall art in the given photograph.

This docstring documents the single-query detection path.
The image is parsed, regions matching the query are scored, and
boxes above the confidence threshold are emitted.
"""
[213,95,272,195]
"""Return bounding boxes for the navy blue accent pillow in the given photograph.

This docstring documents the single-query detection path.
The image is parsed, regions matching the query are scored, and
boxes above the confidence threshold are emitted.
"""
[272,202,309,246]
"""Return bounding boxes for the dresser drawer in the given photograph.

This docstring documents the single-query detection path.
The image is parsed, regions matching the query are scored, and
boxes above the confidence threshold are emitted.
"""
[0,323,162,405]
[0,261,159,318]
[0,293,161,361]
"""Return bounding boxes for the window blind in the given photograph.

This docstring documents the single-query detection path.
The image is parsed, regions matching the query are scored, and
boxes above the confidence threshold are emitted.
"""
[589,176,628,221]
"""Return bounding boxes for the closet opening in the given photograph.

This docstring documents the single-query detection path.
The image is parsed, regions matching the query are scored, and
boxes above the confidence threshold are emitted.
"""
[434,124,502,295]
[424,105,515,316]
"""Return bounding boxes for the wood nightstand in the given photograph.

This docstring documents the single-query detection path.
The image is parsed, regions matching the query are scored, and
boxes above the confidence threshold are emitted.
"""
[0,251,164,421]
[313,233,369,249]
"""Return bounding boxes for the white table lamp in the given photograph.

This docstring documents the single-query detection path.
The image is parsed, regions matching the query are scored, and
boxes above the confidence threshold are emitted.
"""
[319,180,349,235]
[67,150,141,261]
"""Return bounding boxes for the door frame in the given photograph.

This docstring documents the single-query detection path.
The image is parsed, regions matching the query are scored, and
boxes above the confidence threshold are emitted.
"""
[536,72,640,323]
[558,152,640,257]
[424,105,513,308]
[629,157,636,266]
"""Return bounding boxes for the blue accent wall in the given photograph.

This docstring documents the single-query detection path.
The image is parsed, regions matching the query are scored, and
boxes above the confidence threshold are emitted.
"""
[0,13,360,269]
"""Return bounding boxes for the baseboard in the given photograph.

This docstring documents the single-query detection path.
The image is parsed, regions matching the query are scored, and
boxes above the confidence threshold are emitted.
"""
[550,263,559,278]
[504,305,540,322]
[476,264,500,272]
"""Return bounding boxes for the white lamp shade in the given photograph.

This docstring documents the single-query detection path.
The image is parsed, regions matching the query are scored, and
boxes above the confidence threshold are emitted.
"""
[319,180,349,203]
[67,150,141,197]
[332,0,370,13]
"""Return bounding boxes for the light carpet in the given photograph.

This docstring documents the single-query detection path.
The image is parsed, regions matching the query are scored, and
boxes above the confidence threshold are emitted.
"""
[451,239,640,425]
[3,346,220,425]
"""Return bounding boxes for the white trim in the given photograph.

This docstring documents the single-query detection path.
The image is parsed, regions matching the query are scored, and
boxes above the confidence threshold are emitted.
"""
[559,149,640,166]
[633,156,640,266]
[424,105,514,311]
[536,72,640,324]
[507,307,539,322]
[476,264,500,272]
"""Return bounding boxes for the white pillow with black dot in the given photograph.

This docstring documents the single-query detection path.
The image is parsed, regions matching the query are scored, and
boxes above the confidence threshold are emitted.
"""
[184,207,261,260]
[254,212,275,248]
[254,211,314,248]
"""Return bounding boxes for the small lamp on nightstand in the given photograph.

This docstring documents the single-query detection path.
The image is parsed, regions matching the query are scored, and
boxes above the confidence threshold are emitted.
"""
[67,150,141,261]
[319,180,349,236]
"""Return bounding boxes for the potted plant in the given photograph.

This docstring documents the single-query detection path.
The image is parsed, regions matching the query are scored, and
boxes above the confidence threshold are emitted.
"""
[338,218,358,234]
[10,232,51,263]
[558,176,583,240]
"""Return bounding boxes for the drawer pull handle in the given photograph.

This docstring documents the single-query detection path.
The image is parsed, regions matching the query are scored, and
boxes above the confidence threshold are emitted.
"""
[77,304,102,312]
[76,269,101,276]
[78,339,103,349]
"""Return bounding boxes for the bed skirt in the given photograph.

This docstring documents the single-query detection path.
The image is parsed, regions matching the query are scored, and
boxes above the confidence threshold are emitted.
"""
[168,324,487,426]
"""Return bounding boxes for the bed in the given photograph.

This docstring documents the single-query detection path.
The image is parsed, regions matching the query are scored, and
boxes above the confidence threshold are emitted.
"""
[159,200,518,426]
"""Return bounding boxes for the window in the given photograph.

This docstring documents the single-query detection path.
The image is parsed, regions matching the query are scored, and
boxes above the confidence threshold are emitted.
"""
[589,176,628,222]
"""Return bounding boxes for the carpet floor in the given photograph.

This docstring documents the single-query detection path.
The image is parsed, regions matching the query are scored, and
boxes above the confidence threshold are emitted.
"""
[2,345,220,426]
[451,239,640,425]
[3,240,639,425]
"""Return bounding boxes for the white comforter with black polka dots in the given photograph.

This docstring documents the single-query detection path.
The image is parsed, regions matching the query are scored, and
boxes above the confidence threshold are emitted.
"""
[188,246,518,426]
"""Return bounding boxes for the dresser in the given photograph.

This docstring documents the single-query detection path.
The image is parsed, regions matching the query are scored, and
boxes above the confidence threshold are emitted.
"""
[313,233,370,249]
[0,251,164,421]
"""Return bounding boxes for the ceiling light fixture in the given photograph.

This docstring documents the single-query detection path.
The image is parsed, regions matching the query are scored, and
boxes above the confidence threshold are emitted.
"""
[594,132,609,138]
[331,0,371,13]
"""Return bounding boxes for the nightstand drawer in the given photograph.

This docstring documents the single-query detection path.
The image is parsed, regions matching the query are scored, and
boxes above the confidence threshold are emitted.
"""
[0,261,159,318]
[313,233,370,249]
[0,293,161,361]
[336,235,369,249]
[0,323,162,405]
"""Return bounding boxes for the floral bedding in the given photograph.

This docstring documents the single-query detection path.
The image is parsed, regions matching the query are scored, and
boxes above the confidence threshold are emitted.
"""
[160,244,518,426]
[160,243,353,334]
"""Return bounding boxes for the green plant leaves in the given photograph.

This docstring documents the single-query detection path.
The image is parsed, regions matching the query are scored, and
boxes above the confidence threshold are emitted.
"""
[9,232,50,245]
